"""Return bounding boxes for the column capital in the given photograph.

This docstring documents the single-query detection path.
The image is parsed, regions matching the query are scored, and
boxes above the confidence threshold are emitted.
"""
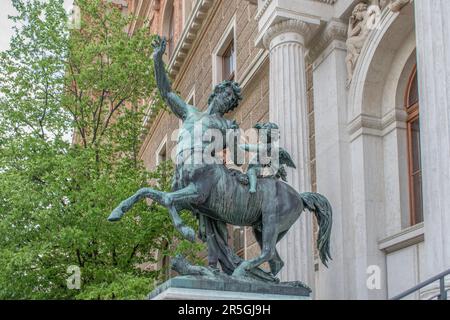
[263,19,311,49]
[306,19,348,64]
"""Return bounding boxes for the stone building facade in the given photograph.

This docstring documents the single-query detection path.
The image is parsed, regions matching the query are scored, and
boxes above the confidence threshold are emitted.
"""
[124,0,450,300]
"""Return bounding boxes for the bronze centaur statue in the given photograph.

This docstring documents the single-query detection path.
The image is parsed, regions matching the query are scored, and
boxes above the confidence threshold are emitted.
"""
[108,36,332,282]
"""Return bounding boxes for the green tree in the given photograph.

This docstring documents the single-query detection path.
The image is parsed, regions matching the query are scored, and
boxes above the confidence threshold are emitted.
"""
[0,0,203,300]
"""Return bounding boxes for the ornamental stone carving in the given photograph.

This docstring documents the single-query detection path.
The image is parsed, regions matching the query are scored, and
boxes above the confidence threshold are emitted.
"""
[307,19,347,63]
[345,0,411,87]
[388,0,410,12]
[345,2,372,87]
[377,0,411,12]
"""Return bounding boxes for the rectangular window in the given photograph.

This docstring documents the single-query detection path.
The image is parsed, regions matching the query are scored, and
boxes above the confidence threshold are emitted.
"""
[158,146,167,164]
[212,18,236,86]
[156,136,168,165]
[222,41,235,81]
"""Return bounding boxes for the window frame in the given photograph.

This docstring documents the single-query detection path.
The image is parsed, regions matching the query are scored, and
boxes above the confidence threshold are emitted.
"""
[212,17,237,87]
[156,135,168,166]
[405,65,423,226]
[222,41,236,81]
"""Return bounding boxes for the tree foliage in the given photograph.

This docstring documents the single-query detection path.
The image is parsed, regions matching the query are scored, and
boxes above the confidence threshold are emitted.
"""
[0,0,203,300]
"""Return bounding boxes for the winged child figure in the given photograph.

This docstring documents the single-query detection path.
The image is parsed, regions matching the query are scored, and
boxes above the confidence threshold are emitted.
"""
[241,122,296,193]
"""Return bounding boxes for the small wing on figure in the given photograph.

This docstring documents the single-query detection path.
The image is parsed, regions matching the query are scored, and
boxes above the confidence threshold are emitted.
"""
[279,148,296,168]
[276,166,288,182]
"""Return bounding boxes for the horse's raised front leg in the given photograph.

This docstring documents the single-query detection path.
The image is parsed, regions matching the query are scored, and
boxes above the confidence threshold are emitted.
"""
[108,184,201,242]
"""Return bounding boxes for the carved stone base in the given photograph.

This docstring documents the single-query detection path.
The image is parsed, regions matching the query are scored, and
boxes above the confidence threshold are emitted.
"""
[148,275,312,300]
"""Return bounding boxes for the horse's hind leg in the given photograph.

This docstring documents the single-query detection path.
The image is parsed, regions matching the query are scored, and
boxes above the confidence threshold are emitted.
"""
[232,208,278,278]
[269,250,284,276]
[108,188,166,221]
[253,229,286,276]
[164,184,202,241]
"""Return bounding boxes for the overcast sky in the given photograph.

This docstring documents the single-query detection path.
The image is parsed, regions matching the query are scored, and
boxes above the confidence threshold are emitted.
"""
[0,0,73,52]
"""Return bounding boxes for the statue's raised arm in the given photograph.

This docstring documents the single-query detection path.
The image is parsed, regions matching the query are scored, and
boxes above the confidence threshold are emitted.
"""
[152,36,194,120]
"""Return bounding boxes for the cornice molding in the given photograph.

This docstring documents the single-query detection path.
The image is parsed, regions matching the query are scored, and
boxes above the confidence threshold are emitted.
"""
[256,0,274,21]
[256,0,337,22]
[348,109,408,141]
[167,0,214,78]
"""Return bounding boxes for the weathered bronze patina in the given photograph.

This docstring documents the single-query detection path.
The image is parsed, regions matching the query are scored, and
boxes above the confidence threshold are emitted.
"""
[108,36,332,284]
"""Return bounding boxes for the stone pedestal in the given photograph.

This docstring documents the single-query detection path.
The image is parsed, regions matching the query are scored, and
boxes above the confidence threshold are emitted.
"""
[149,276,311,300]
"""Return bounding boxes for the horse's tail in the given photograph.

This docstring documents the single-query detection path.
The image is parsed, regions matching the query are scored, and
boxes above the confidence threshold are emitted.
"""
[300,192,332,267]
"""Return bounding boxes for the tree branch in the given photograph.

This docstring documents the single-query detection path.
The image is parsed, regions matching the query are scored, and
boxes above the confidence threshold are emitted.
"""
[91,89,106,145]
[99,97,127,137]
[127,244,139,264]
[76,249,84,267]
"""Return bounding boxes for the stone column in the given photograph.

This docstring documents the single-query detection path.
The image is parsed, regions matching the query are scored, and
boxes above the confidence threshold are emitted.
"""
[263,20,314,286]
[414,0,450,278]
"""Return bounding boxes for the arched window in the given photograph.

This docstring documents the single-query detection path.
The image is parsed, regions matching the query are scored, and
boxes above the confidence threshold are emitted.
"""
[405,65,423,225]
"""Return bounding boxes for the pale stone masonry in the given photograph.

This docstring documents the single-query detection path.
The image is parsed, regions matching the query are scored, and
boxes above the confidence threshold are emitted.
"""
[414,0,450,280]
[127,0,450,300]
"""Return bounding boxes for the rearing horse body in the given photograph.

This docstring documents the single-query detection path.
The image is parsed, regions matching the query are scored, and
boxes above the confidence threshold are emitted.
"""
[108,36,332,278]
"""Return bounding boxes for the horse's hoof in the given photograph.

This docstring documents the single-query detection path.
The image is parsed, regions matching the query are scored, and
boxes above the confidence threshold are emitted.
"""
[108,208,123,222]
[232,265,248,278]
[181,226,196,242]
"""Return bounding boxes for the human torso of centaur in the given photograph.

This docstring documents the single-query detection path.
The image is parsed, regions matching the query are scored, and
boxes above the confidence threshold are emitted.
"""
[173,108,238,194]
[176,108,237,159]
